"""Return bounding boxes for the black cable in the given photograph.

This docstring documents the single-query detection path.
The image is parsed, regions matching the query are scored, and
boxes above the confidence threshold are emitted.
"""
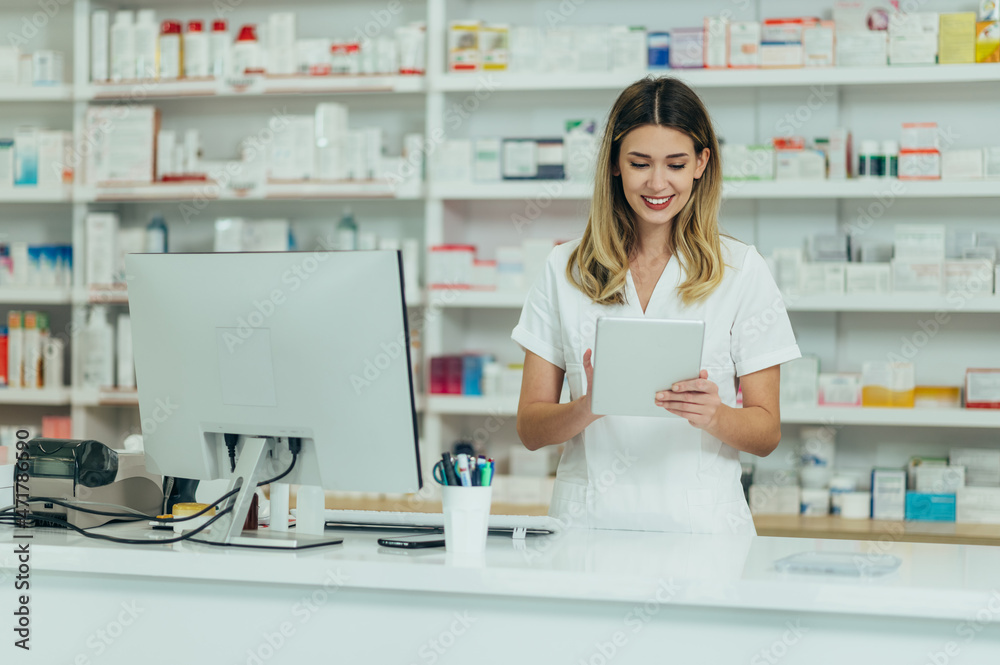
[0,507,234,545]
[224,433,239,473]
[18,498,153,520]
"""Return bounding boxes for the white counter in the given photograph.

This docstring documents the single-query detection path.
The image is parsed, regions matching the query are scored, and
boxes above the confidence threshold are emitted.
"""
[2,524,999,664]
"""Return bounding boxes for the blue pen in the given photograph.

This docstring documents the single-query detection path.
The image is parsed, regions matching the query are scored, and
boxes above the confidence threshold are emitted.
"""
[456,454,472,487]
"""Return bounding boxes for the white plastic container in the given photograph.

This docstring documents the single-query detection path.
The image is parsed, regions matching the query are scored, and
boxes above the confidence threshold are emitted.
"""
[232,24,263,76]
[441,485,492,553]
[184,21,210,78]
[133,9,158,79]
[210,20,230,78]
[110,10,135,82]
[82,306,115,389]
[841,491,872,519]
[91,10,110,82]
[158,20,183,79]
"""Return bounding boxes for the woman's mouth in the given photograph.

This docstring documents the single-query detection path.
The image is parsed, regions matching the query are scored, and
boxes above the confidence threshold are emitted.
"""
[641,194,675,211]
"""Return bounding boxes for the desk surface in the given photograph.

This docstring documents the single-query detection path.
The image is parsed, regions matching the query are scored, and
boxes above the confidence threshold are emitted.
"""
[3,524,999,624]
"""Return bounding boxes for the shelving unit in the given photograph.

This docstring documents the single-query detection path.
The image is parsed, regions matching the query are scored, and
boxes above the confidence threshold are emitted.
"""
[2,0,999,527]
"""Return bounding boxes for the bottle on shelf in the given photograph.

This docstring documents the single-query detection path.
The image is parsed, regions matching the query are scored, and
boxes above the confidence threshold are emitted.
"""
[210,20,230,78]
[232,25,263,76]
[81,306,114,390]
[185,21,210,78]
[337,207,358,250]
[133,9,158,80]
[145,212,168,253]
[7,312,22,389]
[110,10,135,82]
[159,20,184,80]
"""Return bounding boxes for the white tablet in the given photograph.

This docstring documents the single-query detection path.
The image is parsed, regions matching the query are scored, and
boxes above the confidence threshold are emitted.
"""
[590,317,705,418]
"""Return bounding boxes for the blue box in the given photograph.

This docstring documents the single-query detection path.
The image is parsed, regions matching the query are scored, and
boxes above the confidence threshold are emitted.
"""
[462,355,484,396]
[648,31,671,68]
[905,492,956,522]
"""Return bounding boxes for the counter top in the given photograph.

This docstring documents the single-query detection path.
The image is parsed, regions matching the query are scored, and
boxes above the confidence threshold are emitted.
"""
[3,524,999,624]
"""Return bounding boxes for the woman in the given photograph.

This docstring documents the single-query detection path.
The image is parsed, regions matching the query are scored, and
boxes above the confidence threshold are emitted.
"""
[511,77,800,535]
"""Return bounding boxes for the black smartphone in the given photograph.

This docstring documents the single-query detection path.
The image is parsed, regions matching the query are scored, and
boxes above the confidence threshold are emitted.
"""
[377,534,446,549]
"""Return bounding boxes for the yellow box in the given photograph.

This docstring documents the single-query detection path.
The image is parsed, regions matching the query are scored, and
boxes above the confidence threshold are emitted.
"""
[862,361,916,408]
[914,385,963,408]
[977,21,1000,62]
[939,13,977,63]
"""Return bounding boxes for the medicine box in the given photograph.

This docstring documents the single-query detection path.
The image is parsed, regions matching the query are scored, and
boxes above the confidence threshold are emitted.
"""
[872,469,907,520]
[977,21,1000,62]
[749,484,800,515]
[610,26,646,72]
[942,149,984,180]
[473,138,501,181]
[836,32,887,66]
[704,17,728,68]
[729,22,760,67]
[915,465,965,493]
[891,259,943,293]
[905,492,956,521]
[818,373,862,407]
[899,150,941,180]
[85,212,119,287]
[432,140,472,183]
[448,21,481,71]
[803,21,835,66]
[939,13,977,64]
[501,139,538,179]
[913,386,962,409]
[846,263,891,293]
[907,456,947,490]
[950,447,1000,486]
[862,362,915,407]
[956,487,1000,524]
[0,139,15,189]
[647,32,670,68]
[480,24,509,71]
[427,244,475,289]
[669,28,704,69]
[895,224,946,260]
[944,259,994,296]
[798,263,846,294]
[14,127,38,186]
[965,369,1000,409]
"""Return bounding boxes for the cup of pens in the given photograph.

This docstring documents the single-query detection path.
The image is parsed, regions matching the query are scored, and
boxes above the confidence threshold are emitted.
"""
[435,452,494,554]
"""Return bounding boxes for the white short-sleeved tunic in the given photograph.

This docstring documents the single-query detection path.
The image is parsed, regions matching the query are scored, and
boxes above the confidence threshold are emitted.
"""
[512,236,801,535]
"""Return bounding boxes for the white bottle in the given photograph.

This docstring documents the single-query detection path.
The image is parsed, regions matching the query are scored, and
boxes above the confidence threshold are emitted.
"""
[82,306,114,389]
[110,10,135,82]
[184,20,210,78]
[91,10,110,82]
[232,24,263,76]
[210,20,230,78]
[133,9,158,79]
[158,20,183,79]
[116,314,135,389]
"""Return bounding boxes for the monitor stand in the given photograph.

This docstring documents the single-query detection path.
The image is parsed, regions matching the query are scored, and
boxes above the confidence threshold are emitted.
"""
[193,436,343,550]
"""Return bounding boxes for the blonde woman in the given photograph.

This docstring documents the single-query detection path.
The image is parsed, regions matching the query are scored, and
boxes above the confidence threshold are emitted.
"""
[512,78,800,535]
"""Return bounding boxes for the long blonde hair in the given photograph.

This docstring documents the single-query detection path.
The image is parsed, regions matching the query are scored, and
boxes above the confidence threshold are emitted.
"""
[568,77,725,307]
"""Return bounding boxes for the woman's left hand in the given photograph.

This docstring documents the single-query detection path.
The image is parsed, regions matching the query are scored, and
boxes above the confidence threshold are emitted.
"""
[655,370,723,430]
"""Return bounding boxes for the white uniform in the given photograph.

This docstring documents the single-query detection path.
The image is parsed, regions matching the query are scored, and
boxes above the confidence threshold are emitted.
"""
[512,236,801,535]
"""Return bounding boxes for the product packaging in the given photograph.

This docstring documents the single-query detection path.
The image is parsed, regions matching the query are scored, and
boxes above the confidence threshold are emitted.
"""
[729,22,761,67]
[669,28,704,68]
[872,469,907,520]
[704,17,729,68]
[647,31,670,68]
[85,105,159,185]
[185,21,210,77]
[818,374,863,406]
[942,149,985,179]
[6,312,22,388]
[268,13,297,75]
[861,361,915,407]
[110,10,135,82]
[905,492,957,521]
[134,10,157,79]
[956,487,1000,524]
[481,24,509,71]
[798,263,846,294]
[86,212,119,286]
[939,13,977,63]
[915,465,965,492]
[473,139,501,181]
[448,21,480,71]
[611,26,646,72]
[846,263,891,293]
[895,223,946,260]
[965,369,1000,409]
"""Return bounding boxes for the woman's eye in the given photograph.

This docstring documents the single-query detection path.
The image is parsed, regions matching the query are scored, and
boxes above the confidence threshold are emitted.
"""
[630,162,648,169]
[669,164,686,170]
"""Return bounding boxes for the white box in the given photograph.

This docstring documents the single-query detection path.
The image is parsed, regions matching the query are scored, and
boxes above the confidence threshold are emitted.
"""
[944,259,994,295]
[428,245,475,288]
[432,140,472,183]
[942,149,985,180]
[892,259,943,292]
[473,138,501,181]
[836,32,888,66]
[267,13,297,75]
[0,47,19,85]
[86,212,119,286]
[749,485,800,515]
[157,130,175,179]
[799,263,846,294]
[38,131,69,188]
[902,122,940,150]
[214,218,246,252]
[800,488,831,516]
[895,224,946,260]
[32,50,64,85]
[610,26,646,71]
[951,448,1000,487]
[729,22,761,67]
[269,115,314,181]
[846,263,891,293]
[705,17,729,68]
[818,373,862,406]
[899,150,941,179]
[916,465,965,493]
[86,105,158,185]
[956,487,1000,524]
[502,139,538,179]
[890,33,938,64]
[872,469,906,520]
[761,43,804,68]
[244,220,289,251]
[804,22,836,66]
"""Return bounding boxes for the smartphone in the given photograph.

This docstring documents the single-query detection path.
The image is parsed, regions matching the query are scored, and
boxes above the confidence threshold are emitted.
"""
[377,533,446,549]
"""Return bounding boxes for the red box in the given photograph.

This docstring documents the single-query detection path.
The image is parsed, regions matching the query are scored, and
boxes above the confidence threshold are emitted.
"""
[966,369,1000,409]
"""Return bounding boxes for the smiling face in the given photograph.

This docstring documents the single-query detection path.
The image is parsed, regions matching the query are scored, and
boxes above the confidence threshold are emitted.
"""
[611,124,710,233]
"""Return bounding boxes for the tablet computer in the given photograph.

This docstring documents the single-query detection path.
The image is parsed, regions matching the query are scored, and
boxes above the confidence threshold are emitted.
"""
[590,317,705,418]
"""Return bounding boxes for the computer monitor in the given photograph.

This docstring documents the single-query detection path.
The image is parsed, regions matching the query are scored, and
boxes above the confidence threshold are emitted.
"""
[125,250,422,549]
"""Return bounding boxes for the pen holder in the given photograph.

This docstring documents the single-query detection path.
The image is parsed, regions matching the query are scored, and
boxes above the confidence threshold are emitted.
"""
[441,485,492,554]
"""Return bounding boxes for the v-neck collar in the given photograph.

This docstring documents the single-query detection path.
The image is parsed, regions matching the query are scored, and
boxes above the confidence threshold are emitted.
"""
[626,254,677,316]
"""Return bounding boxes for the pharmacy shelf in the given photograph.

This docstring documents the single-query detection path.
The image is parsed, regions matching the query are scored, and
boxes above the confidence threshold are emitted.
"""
[753,515,1000,547]
[71,389,139,407]
[0,85,74,102]
[77,181,422,202]
[786,294,1000,313]
[436,63,1000,92]
[72,288,129,305]
[82,75,426,101]
[428,290,527,308]
[0,187,74,203]
[0,388,72,406]
[782,407,1000,428]
[431,179,1000,201]
[425,395,519,416]
[0,288,74,305]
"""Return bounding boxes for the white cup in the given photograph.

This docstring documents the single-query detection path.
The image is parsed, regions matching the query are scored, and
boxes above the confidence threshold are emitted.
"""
[441,485,492,554]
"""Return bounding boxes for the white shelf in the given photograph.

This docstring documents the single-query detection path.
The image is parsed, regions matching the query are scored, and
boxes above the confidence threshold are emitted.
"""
[0,85,74,102]
[77,181,421,202]
[0,388,71,406]
[436,63,1000,92]
[431,179,1000,201]
[782,407,1000,428]
[0,288,74,305]
[83,75,425,100]
[428,290,527,308]
[786,294,1000,313]
[0,187,74,203]
[425,395,519,416]
[71,389,139,407]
